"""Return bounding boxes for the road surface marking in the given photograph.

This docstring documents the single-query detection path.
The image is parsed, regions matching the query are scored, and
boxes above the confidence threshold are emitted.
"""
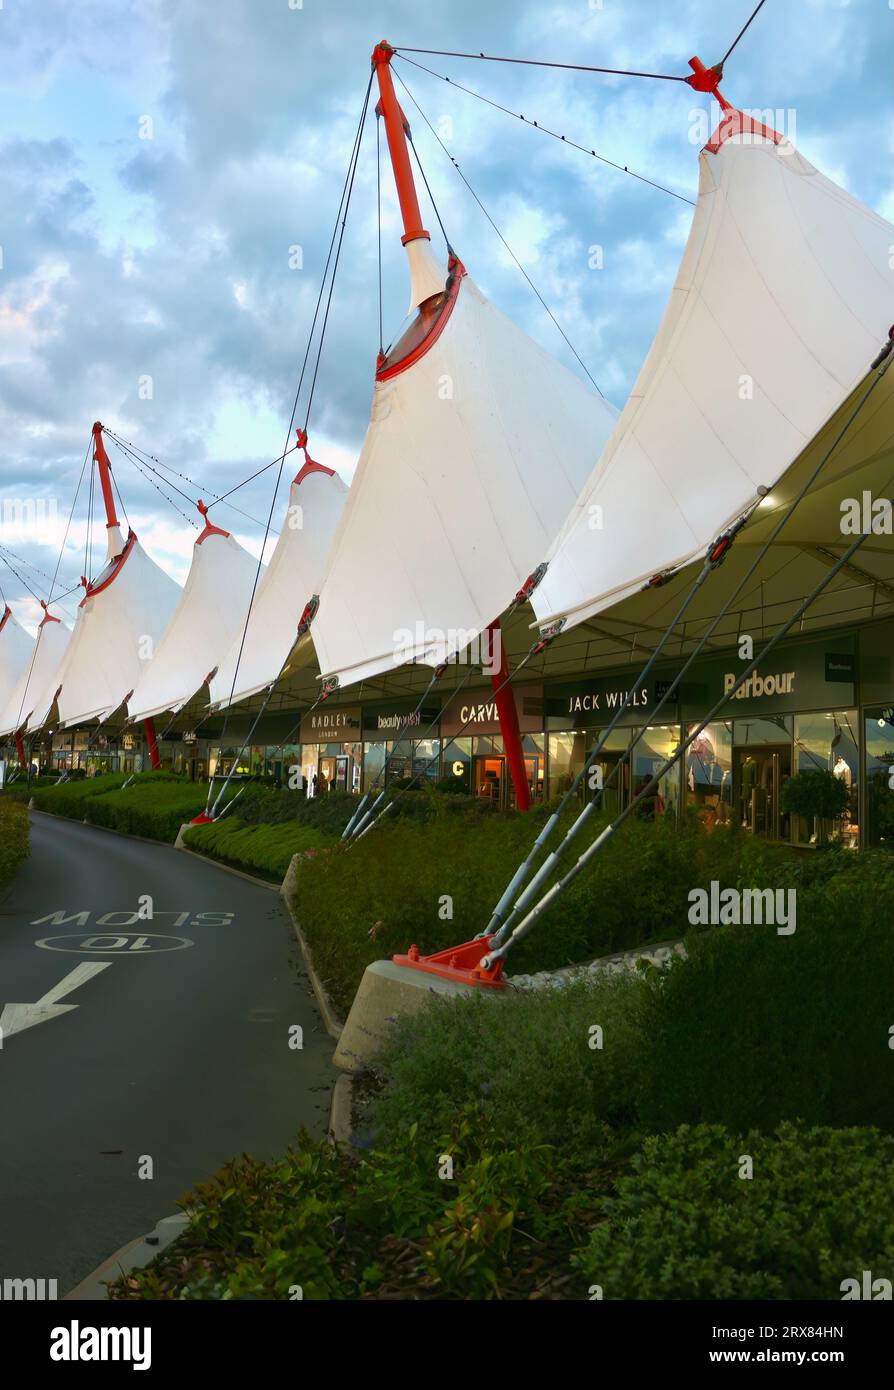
[35,933,194,955]
[0,961,112,1041]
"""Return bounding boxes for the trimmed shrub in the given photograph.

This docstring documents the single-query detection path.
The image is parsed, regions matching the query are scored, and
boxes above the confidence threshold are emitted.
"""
[236,786,357,835]
[574,1122,894,1300]
[289,809,796,1014]
[369,976,647,1156]
[0,800,29,890]
[85,779,209,842]
[637,865,894,1133]
[183,818,335,880]
[28,770,128,817]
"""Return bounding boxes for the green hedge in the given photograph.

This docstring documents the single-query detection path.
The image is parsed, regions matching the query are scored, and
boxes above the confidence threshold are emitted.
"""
[85,778,209,842]
[26,770,128,816]
[289,810,794,1014]
[369,855,894,1145]
[636,858,894,1133]
[370,977,646,1155]
[0,800,29,891]
[574,1122,894,1300]
[107,1109,894,1301]
[183,818,335,880]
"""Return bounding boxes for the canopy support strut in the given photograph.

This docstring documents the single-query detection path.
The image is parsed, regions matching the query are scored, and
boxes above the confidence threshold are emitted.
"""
[488,619,530,811]
[144,718,161,771]
[14,728,27,771]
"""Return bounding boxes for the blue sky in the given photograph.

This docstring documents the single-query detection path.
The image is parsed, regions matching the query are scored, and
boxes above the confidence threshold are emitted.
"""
[0,0,891,631]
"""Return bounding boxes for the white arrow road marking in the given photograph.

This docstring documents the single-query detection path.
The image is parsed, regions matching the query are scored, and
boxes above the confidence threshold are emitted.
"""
[0,961,112,1041]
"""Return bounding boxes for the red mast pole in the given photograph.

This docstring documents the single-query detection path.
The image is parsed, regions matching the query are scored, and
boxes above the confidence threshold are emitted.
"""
[487,621,530,812]
[144,718,161,772]
[371,41,429,246]
[91,422,120,531]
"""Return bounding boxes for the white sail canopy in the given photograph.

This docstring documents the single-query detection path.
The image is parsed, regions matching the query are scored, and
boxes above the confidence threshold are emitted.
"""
[208,460,348,709]
[532,124,894,633]
[309,241,618,689]
[0,614,71,736]
[0,606,34,717]
[128,517,261,722]
[53,531,181,727]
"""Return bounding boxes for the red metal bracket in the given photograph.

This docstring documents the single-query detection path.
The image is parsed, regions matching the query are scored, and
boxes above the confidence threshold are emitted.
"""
[393,934,507,990]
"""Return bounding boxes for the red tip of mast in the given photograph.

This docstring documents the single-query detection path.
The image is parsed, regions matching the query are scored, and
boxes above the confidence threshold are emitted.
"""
[686,56,724,95]
[371,39,394,66]
[195,498,229,545]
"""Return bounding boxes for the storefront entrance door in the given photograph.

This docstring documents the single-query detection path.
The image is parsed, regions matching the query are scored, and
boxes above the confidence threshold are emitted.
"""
[474,755,506,808]
[735,745,791,840]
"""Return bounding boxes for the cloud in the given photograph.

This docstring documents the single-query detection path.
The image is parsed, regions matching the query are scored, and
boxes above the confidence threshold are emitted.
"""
[0,0,888,621]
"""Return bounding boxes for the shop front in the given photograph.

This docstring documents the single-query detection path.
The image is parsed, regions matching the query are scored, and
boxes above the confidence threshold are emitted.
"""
[544,673,680,818]
[682,636,861,847]
[439,685,545,808]
[298,705,361,796]
[361,700,441,792]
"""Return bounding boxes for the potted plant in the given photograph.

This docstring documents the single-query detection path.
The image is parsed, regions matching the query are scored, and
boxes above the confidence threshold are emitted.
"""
[780,768,849,846]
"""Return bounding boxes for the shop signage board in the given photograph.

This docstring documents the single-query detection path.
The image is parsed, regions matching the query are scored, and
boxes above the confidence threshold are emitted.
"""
[683,637,856,717]
[544,675,679,729]
[298,705,361,744]
[439,686,543,738]
[361,702,441,740]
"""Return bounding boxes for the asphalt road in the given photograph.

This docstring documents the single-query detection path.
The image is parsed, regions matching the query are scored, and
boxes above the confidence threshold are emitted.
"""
[0,811,335,1295]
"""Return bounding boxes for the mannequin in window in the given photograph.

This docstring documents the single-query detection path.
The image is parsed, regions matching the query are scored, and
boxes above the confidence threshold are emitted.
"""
[832,755,852,788]
[740,755,757,826]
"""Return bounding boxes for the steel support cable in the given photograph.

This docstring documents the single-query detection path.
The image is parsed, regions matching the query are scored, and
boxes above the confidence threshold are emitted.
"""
[482,480,894,969]
[102,428,269,531]
[343,662,469,840]
[205,72,374,818]
[349,635,551,844]
[722,0,769,65]
[486,363,890,948]
[392,47,688,82]
[6,432,93,771]
[393,68,607,399]
[0,547,45,605]
[109,436,197,531]
[205,67,375,518]
[394,55,696,208]
[0,549,79,606]
[84,451,95,584]
[407,132,451,251]
[105,431,211,515]
[481,533,736,938]
[350,663,483,843]
[111,466,129,530]
[301,76,372,431]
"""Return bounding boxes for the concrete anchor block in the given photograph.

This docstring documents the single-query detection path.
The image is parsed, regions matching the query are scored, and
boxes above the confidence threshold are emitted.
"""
[334,958,503,1073]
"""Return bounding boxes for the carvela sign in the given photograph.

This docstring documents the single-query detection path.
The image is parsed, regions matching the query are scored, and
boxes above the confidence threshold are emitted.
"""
[298,705,361,744]
[545,676,677,728]
[440,686,543,738]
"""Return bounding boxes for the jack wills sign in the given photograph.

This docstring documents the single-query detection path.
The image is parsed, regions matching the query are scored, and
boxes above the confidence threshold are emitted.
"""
[545,675,677,728]
[299,705,361,744]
